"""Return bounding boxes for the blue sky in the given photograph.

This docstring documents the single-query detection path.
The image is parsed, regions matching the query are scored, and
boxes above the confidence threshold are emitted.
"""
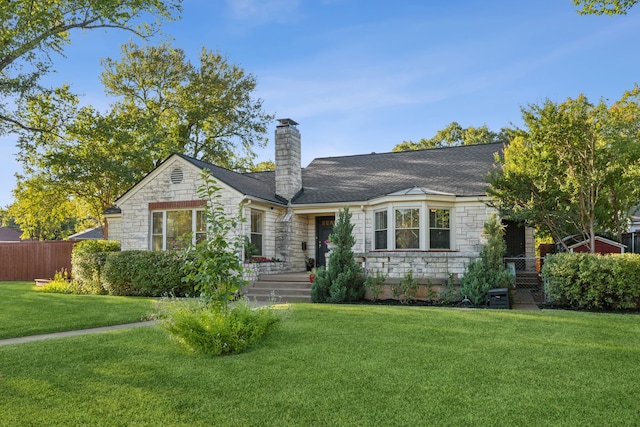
[1,0,640,207]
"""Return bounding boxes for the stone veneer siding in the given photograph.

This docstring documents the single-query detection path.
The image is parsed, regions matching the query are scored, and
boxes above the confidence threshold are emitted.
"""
[109,157,243,251]
[242,262,290,282]
[355,250,475,280]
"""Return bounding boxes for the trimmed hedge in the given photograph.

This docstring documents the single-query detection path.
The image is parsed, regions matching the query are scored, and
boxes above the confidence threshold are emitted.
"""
[542,253,640,310]
[71,240,121,294]
[101,250,195,297]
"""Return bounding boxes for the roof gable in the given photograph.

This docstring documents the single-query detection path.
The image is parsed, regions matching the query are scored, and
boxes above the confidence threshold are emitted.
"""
[176,154,287,205]
[0,226,21,241]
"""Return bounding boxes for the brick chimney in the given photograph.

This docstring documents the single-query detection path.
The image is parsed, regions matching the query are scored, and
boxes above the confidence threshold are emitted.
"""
[275,118,302,201]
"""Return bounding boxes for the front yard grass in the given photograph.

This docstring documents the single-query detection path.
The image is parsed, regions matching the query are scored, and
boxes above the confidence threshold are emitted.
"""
[1,302,639,426]
[0,281,156,339]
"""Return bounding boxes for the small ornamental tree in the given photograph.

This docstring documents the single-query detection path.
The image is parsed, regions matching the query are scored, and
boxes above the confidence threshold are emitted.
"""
[311,206,365,303]
[460,213,514,305]
[181,170,246,305]
[159,170,285,356]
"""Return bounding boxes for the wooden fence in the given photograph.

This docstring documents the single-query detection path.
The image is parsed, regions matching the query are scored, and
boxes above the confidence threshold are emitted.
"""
[0,240,77,281]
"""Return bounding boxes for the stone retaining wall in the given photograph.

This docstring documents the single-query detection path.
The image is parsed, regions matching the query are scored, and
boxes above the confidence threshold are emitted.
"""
[242,261,290,282]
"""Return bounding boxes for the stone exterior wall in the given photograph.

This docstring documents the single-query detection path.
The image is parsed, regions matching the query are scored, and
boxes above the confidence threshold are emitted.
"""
[275,120,302,201]
[242,261,290,282]
[322,200,492,280]
[355,250,476,280]
[109,157,242,251]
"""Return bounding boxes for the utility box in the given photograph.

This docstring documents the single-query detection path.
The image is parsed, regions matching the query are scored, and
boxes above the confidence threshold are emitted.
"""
[488,288,510,309]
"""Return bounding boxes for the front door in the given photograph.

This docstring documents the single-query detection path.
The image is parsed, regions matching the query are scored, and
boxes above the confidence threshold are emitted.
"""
[503,220,525,258]
[315,216,335,267]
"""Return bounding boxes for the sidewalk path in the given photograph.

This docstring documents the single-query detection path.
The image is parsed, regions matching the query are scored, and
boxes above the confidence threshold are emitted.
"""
[0,321,157,346]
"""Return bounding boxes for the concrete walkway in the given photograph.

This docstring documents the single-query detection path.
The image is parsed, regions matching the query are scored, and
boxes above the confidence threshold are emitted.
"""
[1,294,539,347]
[511,289,541,311]
[0,321,157,346]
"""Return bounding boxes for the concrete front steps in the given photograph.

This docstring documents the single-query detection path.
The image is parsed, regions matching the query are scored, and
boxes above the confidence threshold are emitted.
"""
[243,272,312,303]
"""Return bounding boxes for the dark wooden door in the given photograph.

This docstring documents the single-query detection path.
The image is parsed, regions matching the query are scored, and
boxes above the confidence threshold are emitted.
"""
[503,220,525,258]
[315,216,335,267]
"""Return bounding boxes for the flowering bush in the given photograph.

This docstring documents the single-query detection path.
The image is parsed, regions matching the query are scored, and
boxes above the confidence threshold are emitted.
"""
[246,256,283,263]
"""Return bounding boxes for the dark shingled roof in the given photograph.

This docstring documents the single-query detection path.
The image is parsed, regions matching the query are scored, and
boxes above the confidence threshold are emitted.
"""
[172,143,501,206]
[0,226,21,241]
[177,154,288,205]
[292,143,502,204]
[69,226,104,240]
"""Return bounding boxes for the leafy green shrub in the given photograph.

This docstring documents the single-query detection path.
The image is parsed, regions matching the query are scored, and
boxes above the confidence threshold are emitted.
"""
[156,298,285,355]
[71,240,121,294]
[439,273,459,304]
[181,171,247,304]
[311,206,365,303]
[364,272,386,301]
[460,214,513,305]
[543,253,640,310]
[101,250,194,296]
[37,269,73,294]
[390,270,419,304]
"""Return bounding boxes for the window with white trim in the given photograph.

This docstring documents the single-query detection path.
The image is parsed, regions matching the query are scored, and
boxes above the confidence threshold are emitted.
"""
[151,209,205,250]
[250,209,263,256]
[429,209,450,249]
[374,210,388,249]
[395,208,420,249]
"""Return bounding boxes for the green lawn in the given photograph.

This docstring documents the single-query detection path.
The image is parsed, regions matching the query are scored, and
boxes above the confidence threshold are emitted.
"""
[1,298,639,426]
[0,281,156,339]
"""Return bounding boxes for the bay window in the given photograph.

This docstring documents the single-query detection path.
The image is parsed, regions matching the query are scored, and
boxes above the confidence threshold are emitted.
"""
[429,209,451,249]
[375,210,388,249]
[395,208,420,249]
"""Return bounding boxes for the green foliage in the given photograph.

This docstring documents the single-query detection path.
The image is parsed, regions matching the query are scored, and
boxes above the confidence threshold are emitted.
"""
[156,298,285,355]
[99,42,274,170]
[8,174,95,240]
[460,214,514,305]
[181,171,247,305]
[439,273,459,304]
[71,240,121,294]
[311,207,365,303]
[390,270,419,304]
[574,0,638,15]
[393,121,512,152]
[543,253,640,310]
[11,40,273,229]
[37,270,73,294]
[243,236,258,259]
[364,272,386,301]
[488,88,640,249]
[0,0,181,134]
[101,250,193,296]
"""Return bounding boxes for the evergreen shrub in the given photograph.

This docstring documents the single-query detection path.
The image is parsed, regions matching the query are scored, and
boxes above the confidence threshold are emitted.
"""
[311,206,365,303]
[460,214,513,305]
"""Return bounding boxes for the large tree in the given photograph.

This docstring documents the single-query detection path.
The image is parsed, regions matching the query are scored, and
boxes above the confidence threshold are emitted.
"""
[99,42,274,170]
[13,42,274,228]
[488,88,640,252]
[0,0,181,134]
[9,174,93,240]
[392,122,512,152]
[574,0,638,15]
